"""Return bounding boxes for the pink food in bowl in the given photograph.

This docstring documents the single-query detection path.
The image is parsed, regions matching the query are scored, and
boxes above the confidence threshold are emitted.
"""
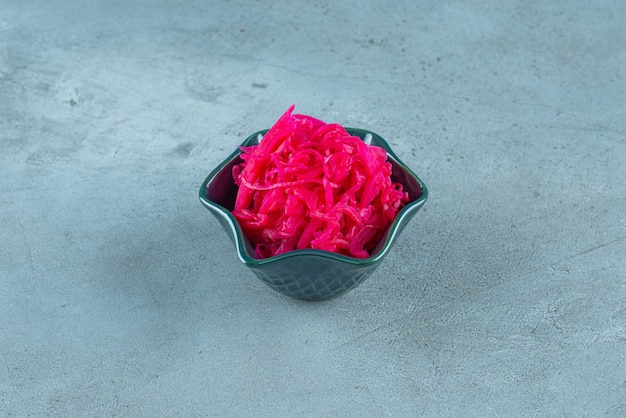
[232,105,409,259]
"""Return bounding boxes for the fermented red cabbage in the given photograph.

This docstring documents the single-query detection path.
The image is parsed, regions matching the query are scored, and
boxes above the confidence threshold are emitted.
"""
[232,105,409,259]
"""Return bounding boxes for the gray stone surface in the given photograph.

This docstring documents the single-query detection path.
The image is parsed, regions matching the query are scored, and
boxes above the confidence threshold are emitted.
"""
[1,0,625,416]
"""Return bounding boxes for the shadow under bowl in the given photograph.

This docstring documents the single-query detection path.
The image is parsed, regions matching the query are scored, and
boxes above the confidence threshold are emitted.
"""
[199,128,428,301]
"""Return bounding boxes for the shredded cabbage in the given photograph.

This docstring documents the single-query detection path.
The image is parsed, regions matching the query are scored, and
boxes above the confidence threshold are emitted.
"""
[232,105,409,259]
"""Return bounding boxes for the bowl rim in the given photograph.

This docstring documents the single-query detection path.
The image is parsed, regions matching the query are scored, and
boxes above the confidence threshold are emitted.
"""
[199,128,428,267]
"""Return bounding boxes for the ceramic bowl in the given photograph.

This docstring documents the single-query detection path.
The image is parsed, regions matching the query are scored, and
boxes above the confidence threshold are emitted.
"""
[199,128,428,301]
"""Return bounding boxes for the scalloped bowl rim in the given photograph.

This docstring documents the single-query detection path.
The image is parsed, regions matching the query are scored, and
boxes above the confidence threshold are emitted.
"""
[199,128,428,267]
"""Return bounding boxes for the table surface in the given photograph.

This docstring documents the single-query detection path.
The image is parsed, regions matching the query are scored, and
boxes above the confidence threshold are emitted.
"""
[1,1,625,416]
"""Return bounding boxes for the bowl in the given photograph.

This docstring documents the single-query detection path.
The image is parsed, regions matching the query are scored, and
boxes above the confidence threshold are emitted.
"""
[199,128,428,301]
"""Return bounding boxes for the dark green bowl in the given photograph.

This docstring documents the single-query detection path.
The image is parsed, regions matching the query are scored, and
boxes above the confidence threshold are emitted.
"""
[199,128,428,301]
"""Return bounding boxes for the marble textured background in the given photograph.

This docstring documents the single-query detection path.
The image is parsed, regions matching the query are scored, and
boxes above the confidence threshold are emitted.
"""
[1,1,625,416]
